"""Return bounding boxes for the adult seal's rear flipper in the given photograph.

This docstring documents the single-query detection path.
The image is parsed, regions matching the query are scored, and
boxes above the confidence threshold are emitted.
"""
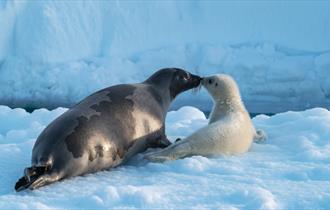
[15,165,60,191]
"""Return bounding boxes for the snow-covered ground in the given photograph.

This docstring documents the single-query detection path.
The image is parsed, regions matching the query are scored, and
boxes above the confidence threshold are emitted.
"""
[1,1,330,112]
[0,1,329,208]
[0,105,329,209]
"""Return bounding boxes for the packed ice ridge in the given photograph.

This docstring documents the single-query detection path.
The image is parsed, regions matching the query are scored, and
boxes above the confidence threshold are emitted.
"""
[1,1,330,112]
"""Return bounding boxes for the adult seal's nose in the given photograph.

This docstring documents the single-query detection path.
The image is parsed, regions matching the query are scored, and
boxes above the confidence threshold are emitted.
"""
[191,74,202,83]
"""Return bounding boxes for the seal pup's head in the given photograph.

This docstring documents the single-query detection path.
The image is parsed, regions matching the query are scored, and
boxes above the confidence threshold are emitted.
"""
[145,68,202,99]
[202,74,241,103]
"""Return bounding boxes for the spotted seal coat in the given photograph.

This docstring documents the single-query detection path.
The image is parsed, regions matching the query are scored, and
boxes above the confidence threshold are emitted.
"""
[15,68,201,191]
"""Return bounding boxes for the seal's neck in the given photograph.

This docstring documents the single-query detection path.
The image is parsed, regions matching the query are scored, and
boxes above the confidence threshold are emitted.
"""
[145,83,172,113]
[159,90,172,113]
[208,97,246,124]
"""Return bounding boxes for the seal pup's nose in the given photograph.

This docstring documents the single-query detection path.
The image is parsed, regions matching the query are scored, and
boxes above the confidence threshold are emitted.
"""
[201,77,206,85]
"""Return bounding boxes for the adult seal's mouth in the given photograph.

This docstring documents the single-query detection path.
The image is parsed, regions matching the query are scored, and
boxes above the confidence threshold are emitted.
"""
[189,75,203,93]
[189,74,202,88]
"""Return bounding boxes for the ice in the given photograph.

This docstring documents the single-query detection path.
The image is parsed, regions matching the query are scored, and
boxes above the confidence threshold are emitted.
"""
[0,1,330,112]
[0,105,329,209]
[0,1,329,208]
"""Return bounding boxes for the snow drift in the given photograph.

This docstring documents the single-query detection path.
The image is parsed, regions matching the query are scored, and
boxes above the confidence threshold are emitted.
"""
[0,105,329,209]
[1,1,330,112]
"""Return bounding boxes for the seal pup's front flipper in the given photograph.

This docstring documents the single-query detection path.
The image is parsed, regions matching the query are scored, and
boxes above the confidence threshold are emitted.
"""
[175,138,182,142]
[144,141,192,162]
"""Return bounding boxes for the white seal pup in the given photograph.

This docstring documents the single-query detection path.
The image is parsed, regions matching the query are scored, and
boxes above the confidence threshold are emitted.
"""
[145,74,266,162]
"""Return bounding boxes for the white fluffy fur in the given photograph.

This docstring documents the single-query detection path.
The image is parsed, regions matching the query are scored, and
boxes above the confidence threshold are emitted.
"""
[145,74,266,162]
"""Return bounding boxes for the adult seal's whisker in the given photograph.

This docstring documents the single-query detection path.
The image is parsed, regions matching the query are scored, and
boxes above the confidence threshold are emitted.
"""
[192,82,202,94]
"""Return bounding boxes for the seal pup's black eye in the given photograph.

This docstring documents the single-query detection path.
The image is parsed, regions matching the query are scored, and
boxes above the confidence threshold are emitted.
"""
[215,83,218,87]
[208,79,213,84]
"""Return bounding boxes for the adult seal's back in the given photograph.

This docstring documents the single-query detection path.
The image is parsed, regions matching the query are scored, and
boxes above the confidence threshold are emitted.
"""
[15,68,201,191]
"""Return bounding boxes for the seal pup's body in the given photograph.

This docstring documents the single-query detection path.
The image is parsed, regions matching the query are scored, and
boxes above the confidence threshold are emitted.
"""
[15,68,201,191]
[145,74,266,162]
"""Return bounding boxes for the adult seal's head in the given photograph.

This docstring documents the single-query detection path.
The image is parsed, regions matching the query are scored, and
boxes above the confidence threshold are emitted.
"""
[145,68,202,99]
[15,67,201,191]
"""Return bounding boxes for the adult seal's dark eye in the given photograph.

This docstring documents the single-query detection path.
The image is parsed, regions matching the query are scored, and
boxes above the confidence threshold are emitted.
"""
[178,75,187,81]
[208,79,213,84]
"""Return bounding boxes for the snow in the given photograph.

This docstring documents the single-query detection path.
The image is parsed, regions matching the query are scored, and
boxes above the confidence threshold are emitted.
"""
[1,1,330,112]
[0,105,329,209]
[0,1,329,208]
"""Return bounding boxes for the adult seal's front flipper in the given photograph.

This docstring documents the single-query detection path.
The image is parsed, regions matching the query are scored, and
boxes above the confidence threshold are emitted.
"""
[147,135,172,148]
